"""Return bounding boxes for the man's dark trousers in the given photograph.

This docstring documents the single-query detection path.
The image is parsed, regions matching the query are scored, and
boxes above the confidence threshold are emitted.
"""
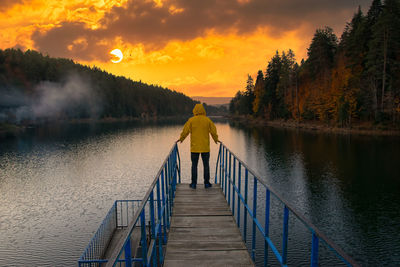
[191,152,210,185]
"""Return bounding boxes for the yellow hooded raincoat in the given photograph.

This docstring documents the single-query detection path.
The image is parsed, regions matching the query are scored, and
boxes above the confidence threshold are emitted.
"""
[179,104,219,153]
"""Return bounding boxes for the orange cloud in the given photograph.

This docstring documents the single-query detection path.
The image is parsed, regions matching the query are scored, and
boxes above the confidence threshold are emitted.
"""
[81,27,308,97]
[0,0,371,97]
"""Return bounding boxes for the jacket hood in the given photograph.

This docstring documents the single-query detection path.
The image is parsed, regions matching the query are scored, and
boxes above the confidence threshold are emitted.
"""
[193,103,206,116]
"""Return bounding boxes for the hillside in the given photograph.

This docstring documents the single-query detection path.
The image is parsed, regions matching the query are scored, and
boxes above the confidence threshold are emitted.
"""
[0,48,198,124]
[191,96,232,106]
[230,0,400,128]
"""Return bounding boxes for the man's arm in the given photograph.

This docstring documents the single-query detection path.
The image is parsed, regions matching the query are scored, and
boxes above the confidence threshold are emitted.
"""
[209,120,219,144]
[178,120,191,142]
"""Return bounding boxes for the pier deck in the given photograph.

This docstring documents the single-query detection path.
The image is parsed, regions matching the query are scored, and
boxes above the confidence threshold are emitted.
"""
[164,183,254,267]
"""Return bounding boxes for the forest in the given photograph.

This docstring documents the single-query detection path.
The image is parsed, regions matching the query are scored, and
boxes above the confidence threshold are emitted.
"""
[230,0,400,127]
[0,48,210,124]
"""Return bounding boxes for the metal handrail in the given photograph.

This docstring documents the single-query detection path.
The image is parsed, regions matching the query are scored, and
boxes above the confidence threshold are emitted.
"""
[103,142,180,267]
[78,200,142,266]
[78,201,117,265]
[215,142,359,267]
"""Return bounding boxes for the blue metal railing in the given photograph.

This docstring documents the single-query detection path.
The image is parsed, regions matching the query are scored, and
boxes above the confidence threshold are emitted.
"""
[78,200,142,266]
[98,142,181,267]
[215,142,359,267]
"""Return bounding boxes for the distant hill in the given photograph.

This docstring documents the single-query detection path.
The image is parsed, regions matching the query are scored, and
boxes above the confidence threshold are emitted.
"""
[0,48,197,124]
[191,96,232,106]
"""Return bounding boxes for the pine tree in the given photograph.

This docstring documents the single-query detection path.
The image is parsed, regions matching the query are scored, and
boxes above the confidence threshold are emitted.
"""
[252,70,265,115]
[365,0,384,119]
[264,52,282,119]
[305,27,338,121]
[245,74,255,114]
[307,27,338,80]
[367,0,400,121]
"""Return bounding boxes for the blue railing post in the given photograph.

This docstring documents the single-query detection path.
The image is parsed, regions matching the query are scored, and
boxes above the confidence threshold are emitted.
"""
[114,201,118,229]
[264,189,271,267]
[126,201,129,226]
[150,191,156,266]
[220,145,223,184]
[228,153,232,206]
[215,143,221,184]
[156,179,163,264]
[170,156,176,206]
[282,205,289,265]
[124,235,132,267]
[171,152,177,192]
[161,170,168,237]
[244,169,248,244]
[140,210,148,267]
[164,166,170,229]
[311,232,319,267]
[237,162,241,227]
[176,144,181,184]
[251,177,257,261]
[232,158,236,217]
[120,201,123,227]
[224,148,228,198]
[167,158,172,204]
[219,145,223,185]
[168,161,173,222]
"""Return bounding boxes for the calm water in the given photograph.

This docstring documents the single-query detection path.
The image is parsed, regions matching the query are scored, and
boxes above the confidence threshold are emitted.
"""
[0,121,399,266]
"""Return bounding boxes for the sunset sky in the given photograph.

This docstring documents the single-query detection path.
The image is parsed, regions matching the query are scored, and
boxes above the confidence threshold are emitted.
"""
[0,0,371,97]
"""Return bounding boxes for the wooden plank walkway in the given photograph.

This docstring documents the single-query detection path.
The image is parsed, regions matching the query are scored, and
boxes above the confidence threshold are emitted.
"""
[164,183,254,267]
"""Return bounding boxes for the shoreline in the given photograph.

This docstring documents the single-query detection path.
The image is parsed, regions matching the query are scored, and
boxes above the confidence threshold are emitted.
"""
[0,123,25,138]
[0,116,191,139]
[3,115,400,138]
[228,116,400,136]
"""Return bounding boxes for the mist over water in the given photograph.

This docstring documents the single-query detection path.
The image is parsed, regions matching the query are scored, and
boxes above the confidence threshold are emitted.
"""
[0,73,101,123]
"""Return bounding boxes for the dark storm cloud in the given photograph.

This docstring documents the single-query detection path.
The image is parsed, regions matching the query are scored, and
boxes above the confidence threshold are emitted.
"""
[32,0,372,60]
[32,22,110,61]
[0,0,25,11]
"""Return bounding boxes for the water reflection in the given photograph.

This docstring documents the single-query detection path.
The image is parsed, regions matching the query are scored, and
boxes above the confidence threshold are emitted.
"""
[0,120,399,266]
[0,121,191,266]
[229,122,400,265]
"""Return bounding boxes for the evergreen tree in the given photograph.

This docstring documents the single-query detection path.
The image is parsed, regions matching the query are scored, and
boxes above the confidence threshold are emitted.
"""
[277,50,296,118]
[264,51,282,119]
[252,70,265,115]
[367,0,384,26]
[242,75,255,115]
[367,0,400,121]
[307,27,338,79]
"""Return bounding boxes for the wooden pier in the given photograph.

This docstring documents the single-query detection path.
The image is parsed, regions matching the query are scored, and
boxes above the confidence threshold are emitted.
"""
[81,143,358,267]
[163,183,254,267]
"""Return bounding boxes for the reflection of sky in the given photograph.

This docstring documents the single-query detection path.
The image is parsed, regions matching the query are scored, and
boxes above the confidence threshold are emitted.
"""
[1,121,399,265]
[0,122,185,266]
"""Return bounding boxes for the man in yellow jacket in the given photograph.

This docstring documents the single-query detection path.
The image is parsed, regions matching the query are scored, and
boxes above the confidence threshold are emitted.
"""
[178,103,219,189]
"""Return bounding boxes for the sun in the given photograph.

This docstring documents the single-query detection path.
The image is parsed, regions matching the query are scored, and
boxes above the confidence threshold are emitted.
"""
[110,49,123,63]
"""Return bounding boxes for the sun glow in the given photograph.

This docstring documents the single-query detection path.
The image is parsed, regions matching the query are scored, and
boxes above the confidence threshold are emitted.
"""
[110,49,123,63]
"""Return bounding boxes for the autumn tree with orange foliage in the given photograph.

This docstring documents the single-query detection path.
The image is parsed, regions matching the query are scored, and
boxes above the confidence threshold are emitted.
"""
[230,0,400,128]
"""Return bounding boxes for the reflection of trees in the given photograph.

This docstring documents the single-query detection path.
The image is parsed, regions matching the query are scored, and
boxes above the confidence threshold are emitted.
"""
[254,126,400,265]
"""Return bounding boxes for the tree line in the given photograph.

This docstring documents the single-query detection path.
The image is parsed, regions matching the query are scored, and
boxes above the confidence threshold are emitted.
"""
[0,48,200,123]
[230,0,400,127]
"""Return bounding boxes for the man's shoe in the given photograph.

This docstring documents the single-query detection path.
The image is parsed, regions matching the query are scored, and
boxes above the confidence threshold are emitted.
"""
[204,183,212,189]
[189,183,196,189]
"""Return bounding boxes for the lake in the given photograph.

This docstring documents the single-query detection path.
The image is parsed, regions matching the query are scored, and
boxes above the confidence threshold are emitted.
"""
[0,120,399,266]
